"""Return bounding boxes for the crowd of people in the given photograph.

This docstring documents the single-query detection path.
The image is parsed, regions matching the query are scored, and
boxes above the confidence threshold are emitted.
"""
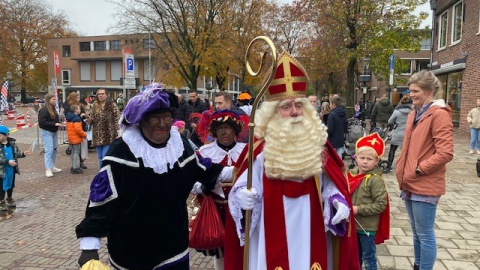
[0,52,454,270]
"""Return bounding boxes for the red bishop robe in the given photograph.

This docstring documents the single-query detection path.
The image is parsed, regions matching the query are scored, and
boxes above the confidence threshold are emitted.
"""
[225,140,360,270]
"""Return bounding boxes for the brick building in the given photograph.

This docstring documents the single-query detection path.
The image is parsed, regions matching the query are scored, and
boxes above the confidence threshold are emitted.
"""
[430,0,480,131]
[47,34,164,102]
[46,34,242,104]
[354,34,431,107]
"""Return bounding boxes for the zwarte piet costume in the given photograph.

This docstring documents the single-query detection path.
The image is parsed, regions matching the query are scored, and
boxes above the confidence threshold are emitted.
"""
[76,84,232,270]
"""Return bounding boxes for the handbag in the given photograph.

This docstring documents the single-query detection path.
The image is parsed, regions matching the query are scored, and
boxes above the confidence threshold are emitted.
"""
[81,138,88,160]
[188,195,225,249]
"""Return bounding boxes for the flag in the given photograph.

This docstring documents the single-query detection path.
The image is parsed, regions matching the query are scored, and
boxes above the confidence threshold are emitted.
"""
[52,78,59,113]
[54,51,60,74]
[1,80,8,112]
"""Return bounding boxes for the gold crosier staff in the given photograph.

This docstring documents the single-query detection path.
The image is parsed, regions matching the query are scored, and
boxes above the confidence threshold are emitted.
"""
[243,36,277,270]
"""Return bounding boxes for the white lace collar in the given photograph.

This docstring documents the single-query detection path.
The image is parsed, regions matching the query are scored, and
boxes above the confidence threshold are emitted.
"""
[199,141,246,165]
[122,125,184,174]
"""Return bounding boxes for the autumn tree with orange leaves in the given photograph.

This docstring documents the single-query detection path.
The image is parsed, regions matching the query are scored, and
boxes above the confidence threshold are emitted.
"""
[296,0,428,109]
[0,0,75,103]
[203,0,267,93]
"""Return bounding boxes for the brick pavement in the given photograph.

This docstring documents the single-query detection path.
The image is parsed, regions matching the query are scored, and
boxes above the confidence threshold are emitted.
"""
[0,107,478,269]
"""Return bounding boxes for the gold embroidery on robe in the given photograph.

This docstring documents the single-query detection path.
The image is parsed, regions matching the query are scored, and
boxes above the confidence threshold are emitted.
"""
[311,262,322,270]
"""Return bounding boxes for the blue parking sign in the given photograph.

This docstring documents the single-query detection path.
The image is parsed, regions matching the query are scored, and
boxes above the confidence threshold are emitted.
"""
[125,53,135,77]
[127,58,134,71]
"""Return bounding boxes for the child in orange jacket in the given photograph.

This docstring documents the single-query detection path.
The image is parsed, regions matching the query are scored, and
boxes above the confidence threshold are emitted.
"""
[66,105,87,174]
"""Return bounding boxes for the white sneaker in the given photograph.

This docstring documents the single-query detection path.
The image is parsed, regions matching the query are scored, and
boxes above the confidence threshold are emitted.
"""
[470,150,474,154]
[477,150,480,155]
[45,169,53,178]
[52,167,62,173]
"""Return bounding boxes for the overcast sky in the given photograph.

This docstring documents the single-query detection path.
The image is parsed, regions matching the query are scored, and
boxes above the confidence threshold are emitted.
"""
[49,0,431,36]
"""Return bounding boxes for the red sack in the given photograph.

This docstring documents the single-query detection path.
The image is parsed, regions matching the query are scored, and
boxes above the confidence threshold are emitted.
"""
[189,195,225,249]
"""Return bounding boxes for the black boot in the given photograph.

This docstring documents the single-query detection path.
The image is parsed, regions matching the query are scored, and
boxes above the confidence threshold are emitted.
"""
[413,263,419,270]
[80,162,87,169]
[388,145,398,169]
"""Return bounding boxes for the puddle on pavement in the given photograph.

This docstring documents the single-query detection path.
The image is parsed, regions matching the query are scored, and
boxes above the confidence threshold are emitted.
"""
[0,199,42,217]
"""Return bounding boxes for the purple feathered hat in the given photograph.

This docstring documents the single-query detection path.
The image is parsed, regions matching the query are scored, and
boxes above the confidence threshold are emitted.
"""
[121,83,178,126]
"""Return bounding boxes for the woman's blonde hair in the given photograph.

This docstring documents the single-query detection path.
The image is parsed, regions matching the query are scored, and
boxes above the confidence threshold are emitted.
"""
[67,92,79,106]
[408,70,443,97]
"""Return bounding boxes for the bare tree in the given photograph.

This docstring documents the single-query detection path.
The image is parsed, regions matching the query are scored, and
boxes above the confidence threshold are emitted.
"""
[112,0,228,91]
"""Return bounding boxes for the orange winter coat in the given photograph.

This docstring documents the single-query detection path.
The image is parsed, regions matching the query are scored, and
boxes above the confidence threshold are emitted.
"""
[66,112,87,144]
[396,99,453,196]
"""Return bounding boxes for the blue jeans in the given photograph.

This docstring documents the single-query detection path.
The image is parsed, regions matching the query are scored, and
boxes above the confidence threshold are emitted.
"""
[41,129,58,170]
[470,128,480,150]
[335,147,344,158]
[96,145,110,168]
[404,199,438,270]
[357,233,377,270]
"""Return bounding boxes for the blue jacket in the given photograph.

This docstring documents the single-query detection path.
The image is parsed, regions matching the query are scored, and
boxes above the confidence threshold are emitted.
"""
[327,106,348,148]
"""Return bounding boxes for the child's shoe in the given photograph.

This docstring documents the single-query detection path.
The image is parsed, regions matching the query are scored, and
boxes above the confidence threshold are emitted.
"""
[6,198,16,207]
[70,168,84,174]
[0,200,6,211]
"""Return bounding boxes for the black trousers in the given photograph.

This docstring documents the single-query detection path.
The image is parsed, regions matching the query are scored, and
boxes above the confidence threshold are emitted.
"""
[388,145,399,168]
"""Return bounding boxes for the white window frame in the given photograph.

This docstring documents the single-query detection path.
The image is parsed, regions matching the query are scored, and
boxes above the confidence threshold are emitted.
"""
[110,61,122,81]
[110,40,121,50]
[80,62,91,81]
[95,61,106,81]
[61,69,71,85]
[400,59,413,76]
[451,1,463,45]
[438,10,448,50]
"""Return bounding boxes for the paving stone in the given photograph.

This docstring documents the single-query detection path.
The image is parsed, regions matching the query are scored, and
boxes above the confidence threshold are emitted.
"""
[446,248,480,262]
[436,221,467,230]
[442,260,480,270]
[386,245,414,256]
[437,237,459,249]
[437,248,455,260]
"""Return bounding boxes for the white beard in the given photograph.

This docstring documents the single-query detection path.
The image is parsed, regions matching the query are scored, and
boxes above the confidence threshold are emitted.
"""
[263,112,326,181]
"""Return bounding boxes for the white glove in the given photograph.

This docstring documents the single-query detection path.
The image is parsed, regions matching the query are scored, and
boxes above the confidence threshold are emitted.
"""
[237,187,257,210]
[331,199,350,225]
[191,182,204,195]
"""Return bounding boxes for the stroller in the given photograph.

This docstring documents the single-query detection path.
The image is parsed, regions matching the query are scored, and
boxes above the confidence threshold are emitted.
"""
[346,123,394,172]
[352,124,395,172]
[342,118,366,160]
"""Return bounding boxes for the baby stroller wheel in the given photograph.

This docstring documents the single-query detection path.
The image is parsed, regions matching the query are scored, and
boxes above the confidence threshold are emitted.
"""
[378,160,391,173]
[348,161,356,170]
